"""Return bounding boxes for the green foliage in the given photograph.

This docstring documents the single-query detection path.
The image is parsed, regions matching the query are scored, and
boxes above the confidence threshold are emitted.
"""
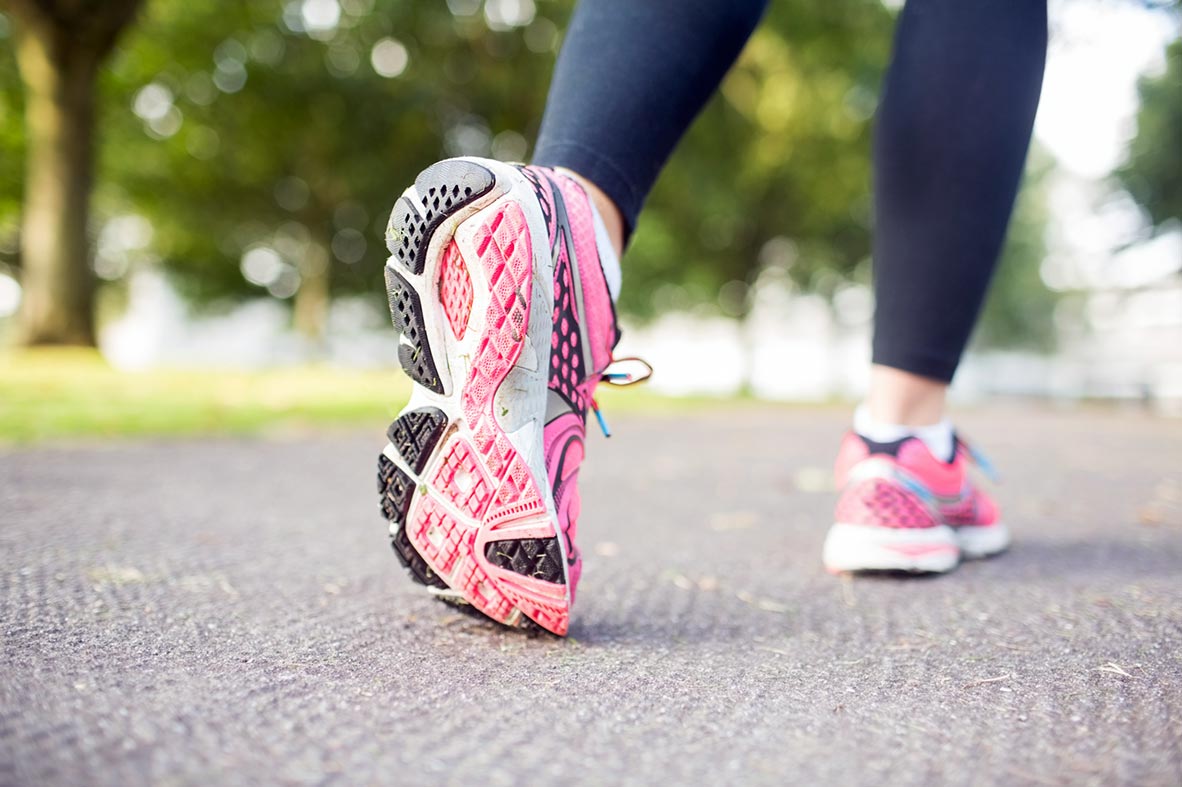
[1118,37,1182,234]
[0,11,23,267]
[1,0,1060,350]
[0,348,411,442]
[626,0,1057,350]
[100,0,570,315]
[0,347,730,443]
[623,0,892,319]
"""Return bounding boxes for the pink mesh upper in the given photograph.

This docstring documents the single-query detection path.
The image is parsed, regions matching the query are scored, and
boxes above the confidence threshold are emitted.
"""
[940,487,999,526]
[544,411,585,597]
[835,478,938,529]
[896,439,969,499]
[552,174,618,377]
[833,431,1001,529]
[519,165,621,603]
[549,232,588,413]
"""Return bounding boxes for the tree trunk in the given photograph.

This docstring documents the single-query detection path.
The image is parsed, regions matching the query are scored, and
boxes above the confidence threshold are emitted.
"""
[6,0,143,346]
[13,21,99,345]
[293,234,332,344]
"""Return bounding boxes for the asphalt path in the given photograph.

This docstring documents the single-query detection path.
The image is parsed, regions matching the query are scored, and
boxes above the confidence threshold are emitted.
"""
[2,406,1180,786]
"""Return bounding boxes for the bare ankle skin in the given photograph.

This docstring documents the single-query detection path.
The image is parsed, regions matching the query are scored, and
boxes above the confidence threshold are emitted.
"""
[865,364,949,426]
[553,168,626,258]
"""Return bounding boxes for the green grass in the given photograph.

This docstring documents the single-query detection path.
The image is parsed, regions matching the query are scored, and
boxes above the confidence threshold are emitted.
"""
[0,349,758,445]
[0,349,415,444]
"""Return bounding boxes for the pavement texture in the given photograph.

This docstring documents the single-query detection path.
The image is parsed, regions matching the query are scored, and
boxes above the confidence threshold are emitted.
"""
[2,405,1181,786]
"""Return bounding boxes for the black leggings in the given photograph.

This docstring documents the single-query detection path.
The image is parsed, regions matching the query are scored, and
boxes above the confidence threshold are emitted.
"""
[534,0,1047,383]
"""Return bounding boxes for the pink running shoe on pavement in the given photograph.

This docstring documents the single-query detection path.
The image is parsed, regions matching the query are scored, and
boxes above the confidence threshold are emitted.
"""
[376,158,621,635]
[823,433,1010,573]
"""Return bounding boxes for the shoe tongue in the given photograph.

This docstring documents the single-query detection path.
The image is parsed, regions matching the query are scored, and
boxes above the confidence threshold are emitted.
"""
[587,198,622,305]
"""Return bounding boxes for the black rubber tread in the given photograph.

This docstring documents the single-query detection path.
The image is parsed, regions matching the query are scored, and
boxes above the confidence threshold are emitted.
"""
[377,454,447,589]
[484,538,566,585]
[386,408,448,475]
[385,266,443,394]
[386,159,496,275]
[436,595,550,637]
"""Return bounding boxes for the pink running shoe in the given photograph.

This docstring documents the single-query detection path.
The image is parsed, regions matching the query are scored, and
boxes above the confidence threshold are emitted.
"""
[376,158,620,635]
[822,433,1010,573]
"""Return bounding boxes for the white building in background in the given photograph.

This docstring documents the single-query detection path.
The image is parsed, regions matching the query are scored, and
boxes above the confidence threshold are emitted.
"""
[84,250,1180,417]
[616,276,1181,415]
[1052,255,1182,407]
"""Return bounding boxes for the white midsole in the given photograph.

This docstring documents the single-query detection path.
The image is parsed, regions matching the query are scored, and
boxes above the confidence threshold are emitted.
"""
[823,520,1011,572]
[955,522,1011,559]
[822,522,960,573]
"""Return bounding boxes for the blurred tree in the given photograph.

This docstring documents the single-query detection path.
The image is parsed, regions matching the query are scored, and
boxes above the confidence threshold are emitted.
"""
[1118,37,1182,245]
[974,146,1056,351]
[1,0,142,346]
[624,0,894,321]
[105,0,568,341]
[0,13,23,271]
[1,0,1056,356]
[628,0,1057,352]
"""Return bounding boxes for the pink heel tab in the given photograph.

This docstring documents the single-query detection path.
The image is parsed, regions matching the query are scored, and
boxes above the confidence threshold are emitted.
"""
[834,431,871,488]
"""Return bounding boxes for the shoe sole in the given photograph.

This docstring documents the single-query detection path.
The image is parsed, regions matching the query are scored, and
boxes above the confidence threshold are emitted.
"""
[955,521,1011,560]
[822,522,961,574]
[376,158,571,636]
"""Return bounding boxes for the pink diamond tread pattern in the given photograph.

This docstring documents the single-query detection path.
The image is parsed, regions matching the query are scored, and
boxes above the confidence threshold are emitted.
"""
[438,242,474,340]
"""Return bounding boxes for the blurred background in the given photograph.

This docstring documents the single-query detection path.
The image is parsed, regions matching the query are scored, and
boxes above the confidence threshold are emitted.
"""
[1,0,1180,442]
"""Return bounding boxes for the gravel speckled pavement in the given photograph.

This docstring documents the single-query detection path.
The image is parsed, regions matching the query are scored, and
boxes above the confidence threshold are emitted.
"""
[3,406,1181,786]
